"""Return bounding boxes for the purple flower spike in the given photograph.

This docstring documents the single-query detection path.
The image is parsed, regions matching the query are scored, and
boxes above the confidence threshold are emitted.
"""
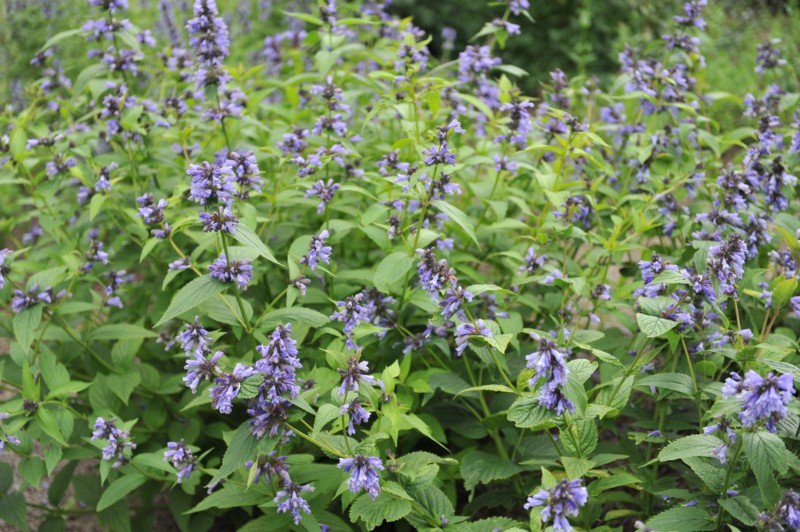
[524,478,588,531]
[338,454,384,499]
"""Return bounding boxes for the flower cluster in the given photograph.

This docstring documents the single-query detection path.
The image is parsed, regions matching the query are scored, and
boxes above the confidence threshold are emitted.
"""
[338,455,384,499]
[163,440,197,483]
[526,338,573,415]
[722,370,794,432]
[91,417,136,468]
[524,479,589,531]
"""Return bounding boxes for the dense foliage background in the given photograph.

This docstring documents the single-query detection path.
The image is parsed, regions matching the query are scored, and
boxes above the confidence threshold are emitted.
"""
[2,0,800,531]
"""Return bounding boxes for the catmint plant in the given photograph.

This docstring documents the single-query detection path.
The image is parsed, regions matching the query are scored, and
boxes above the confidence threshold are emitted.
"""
[3,0,800,530]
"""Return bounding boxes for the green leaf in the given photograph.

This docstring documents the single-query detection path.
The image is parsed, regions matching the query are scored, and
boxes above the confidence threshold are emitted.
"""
[285,12,324,25]
[460,450,522,491]
[96,474,146,512]
[762,360,800,386]
[37,409,68,445]
[98,500,131,532]
[231,224,281,265]
[636,373,695,395]
[652,270,691,286]
[14,305,42,351]
[772,277,797,308]
[433,200,480,248]
[407,483,454,520]
[106,370,141,405]
[587,473,642,495]
[90,324,159,341]
[636,313,679,338]
[207,423,261,487]
[314,403,341,434]
[743,431,788,506]
[645,506,715,531]
[48,461,78,506]
[203,295,253,326]
[18,458,46,488]
[155,276,225,327]
[590,349,625,369]
[349,492,412,530]
[507,396,555,429]
[40,29,83,51]
[46,381,92,399]
[73,63,109,96]
[682,457,725,492]
[189,483,268,513]
[38,516,65,532]
[373,252,413,294]
[595,375,633,414]
[457,384,516,396]
[22,360,39,401]
[561,457,594,480]
[258,307,329,329]
[119,105,143,131]
[495,64,529,77]
[466,284,513,296]
[560,416,598,457]
[657,435,724,462]
[718,496,760,527]
[39,349,70,390]
[0,491,29,532]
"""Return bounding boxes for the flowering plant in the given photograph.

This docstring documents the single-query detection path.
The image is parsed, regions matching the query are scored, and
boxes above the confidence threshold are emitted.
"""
[1,0,800,531]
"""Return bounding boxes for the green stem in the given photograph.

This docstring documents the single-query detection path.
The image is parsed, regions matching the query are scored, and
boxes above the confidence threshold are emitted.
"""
[680,336,702,425]
[220,233,251,332]
[715,439,743,530]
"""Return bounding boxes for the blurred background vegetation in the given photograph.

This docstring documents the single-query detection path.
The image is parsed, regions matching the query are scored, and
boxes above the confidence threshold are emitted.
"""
[2,0,799,115]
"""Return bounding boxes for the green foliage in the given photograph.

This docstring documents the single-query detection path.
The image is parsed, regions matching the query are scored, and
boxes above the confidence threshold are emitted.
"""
[2,0,800,530]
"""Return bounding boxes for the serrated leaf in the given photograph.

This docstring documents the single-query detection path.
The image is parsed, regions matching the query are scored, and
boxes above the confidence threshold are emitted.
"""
[46,381,92,399]
[373,252,412,294]
[718,496,760,527]
[652,270,691,286]
[587,473,641,495]
[258,307,329,329]
[40,29,83,51]
[14,305,42,352]
[561,457,594,480]
[48,462,77,506]
[90,193,107,221]
[155,276,225,327]
[460,450,522,491]
[560,416,598,457]
[36,409,67,445]
[90,324,159,341]
[636,313,679,338]
[433,200,480,248]
[657,435,724,462]
[743,431,788,506]
[73,63,108,96]
[349,492,412,531]
[0,491,28,532]
[106,371,141,405]
[188,483,267,513]
[457,384,516,396]
[131,453,174,475]
[96,474,146,512]
[231,224,280,265]
[645,506,715,531]
[636,373,695,395]
[207,423,263,487]
[507,396,555,429]
[314,403,341,434]
[772,277,797,308]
